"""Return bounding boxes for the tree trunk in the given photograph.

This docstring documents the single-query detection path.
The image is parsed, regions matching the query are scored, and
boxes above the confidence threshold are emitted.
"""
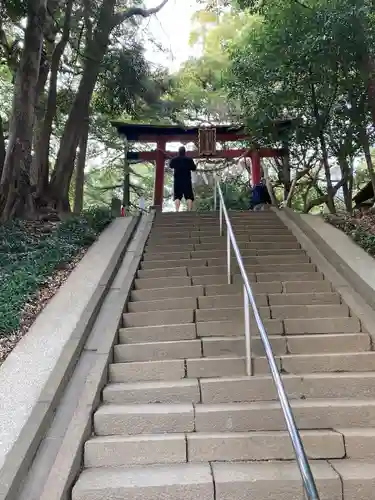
[310,80,336,213]
[0,0,46,221]
[338,154,353,213]
[73,117,89,214]
[49,0,117,211]
[0,115,5,180]
[30,52,50,186]
[34,0,74,200]
[49,0,170,211]
[360,127,375,200]
[366,55,375,127]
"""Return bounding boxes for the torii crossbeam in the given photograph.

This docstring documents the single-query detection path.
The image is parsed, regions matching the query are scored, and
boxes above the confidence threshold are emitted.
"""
[111,122,291,209]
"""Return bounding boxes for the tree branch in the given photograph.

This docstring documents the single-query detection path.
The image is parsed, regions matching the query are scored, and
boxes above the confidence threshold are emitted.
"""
[112,0,169,27]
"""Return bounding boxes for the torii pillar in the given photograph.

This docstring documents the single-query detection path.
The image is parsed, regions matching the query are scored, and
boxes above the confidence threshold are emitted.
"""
[153,139,166,210]
[251,150,261,185]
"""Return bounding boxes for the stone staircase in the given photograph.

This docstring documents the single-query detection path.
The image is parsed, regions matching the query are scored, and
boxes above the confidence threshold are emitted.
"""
[73,211,375,500]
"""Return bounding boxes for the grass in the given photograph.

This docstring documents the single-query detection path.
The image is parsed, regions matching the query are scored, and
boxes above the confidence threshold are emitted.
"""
[324,212,375,257]
[0,207,113,336]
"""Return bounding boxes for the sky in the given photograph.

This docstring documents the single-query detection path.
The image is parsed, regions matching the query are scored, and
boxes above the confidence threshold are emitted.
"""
[144,0,200,71]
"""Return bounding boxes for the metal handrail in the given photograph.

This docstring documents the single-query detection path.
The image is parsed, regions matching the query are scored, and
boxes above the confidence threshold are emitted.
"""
[213,178,320,500]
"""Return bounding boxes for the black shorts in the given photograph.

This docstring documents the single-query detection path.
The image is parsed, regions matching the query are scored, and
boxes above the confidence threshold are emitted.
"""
[174,182,194,201]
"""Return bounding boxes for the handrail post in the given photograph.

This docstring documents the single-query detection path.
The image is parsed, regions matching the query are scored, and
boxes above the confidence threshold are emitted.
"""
[214,180,217,211]
[244,285,252,376]
[227,231,231,285]
[219,200,223,236]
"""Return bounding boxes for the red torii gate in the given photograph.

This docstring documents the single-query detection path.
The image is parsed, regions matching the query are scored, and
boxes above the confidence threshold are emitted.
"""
[111,122,290,209]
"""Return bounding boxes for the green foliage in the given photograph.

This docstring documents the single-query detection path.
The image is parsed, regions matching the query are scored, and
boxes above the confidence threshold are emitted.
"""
[195,181,251,211]
[0,208,113,335]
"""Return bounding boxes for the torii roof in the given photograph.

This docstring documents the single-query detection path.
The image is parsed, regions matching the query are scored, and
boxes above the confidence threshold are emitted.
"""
[111,120,293,142]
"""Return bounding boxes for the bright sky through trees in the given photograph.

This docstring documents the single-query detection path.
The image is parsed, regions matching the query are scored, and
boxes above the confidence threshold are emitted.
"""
[145,0,200,70]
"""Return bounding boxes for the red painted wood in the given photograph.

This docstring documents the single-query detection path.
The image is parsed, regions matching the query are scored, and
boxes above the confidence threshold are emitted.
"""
[251,151,261,185]
[153,140,166,208]
[127,132,249,143]
[134,148,282,161]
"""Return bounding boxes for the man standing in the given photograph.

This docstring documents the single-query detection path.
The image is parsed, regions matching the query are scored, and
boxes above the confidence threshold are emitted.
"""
[250,179,272,211]
[169,146,197,212]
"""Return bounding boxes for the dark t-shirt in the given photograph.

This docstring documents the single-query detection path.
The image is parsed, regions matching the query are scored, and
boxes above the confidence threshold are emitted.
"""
[170,156,196,185]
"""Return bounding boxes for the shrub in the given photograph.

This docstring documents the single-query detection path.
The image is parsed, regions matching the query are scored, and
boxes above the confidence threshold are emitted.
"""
[0,208,113,335]
[324,213,375,258]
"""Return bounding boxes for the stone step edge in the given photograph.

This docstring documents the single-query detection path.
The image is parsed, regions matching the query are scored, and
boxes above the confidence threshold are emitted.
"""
[83,429,347,467]
[73,459,375,500]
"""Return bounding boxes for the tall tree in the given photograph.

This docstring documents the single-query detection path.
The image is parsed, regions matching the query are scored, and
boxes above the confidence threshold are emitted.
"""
[0,0,47,221]
[48,0,169,211]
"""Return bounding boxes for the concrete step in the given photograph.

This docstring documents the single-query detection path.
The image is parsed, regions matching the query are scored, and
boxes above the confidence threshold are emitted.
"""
[137,267,189,279]
[141,258,208,270]
[284,316,362,334]
[205,282,281,295]
[103,380,201,404]
[136,263,318,280]
[212,461,341,499]
[195,306,270,322]
[195,304,349,323]
[195,399,375,432]
[196,319,284,337]
[202,333,370,357]
[94,403,195,436]
[114,339,202,362]
[186,357,249,377]
[187,430,344,462]
[190,248,306,259]
[149,228,290,240]
[141,253,310,270]
[135,276,192,289]
[198,293,268,309]
[286,332,370,353]
[198,292,340,309]
[103,372,375,405]
[267,292,340,306]
[123,309,194,328]
[145,243,196,252]
[270,304,349,319]
[112,350,375,375]
[191,227,289,237]
[109,359,186,383]
[255,271,323,282]
[200,373,375,403]
[147,236,200,246]
[72,463,214,500]
[281,352,375,373]
[204,280,332,296]
[196,317,361,338]
[94,399,375,436]
[337,428,375,459]
[131,285,204,302]
[194,241,303,252]
[110,356,250,381]
[330,460,375,500]
[192,272,324,287]
[143,250,192,261]
[127,297,198,313]
[206,254,310,267]
[119,323,197,344]
[84,434,187,467]
[187,263,317,278]
[198,234,298,244]
[84,430,344,468]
